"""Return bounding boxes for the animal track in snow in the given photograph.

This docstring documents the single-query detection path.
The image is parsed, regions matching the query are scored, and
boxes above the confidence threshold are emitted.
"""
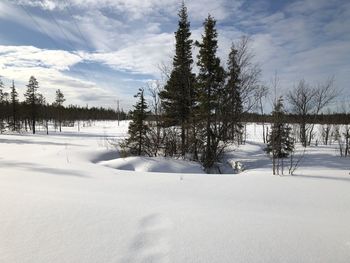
[121,213,172,263]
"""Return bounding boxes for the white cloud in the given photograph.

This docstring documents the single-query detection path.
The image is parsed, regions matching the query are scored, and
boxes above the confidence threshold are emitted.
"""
[89,33,174,76]
[0,45,116,106]
[187,0,243,21]
[0,46,82,71]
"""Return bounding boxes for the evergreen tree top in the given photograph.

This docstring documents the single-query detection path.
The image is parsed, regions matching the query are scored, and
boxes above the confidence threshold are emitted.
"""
[159,1,195,127]
[196,15,222,75]
[55,89,65,106]
[227,44,240,75]
[132,88,149,114]
[173,2,193,69]
[25,76,40,104]
[10,80,18,102]
[178,1,188,24]
[27,76,38,87]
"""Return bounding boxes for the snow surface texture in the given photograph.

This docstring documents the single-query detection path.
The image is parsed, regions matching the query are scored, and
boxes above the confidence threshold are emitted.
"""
[1,121,350,263]
[100,156,204,174]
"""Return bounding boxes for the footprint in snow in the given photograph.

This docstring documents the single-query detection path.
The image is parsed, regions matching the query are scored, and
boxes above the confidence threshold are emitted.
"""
[121,213,172,263]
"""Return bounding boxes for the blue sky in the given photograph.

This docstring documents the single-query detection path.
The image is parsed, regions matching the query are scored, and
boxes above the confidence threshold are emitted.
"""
[0,0,349,111]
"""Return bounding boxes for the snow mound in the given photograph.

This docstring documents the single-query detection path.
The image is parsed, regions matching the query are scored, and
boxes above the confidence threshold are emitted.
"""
[99,156,204,174]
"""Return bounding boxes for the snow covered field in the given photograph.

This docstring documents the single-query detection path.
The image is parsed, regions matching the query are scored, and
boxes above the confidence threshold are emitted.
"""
[1,121,350,262]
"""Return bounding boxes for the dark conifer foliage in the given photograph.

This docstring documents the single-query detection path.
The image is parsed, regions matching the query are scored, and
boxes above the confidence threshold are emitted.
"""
[10,80,19,131]
[54,89,65,132]
[125,88,150,156]
[0,79,5,133]
[0,79,4,100]
[196,15,226,169]
[55,89,65,106]
[266,97,294,175]
[159,2,195,156]
[24,76,40,134]
[223,43,243,143]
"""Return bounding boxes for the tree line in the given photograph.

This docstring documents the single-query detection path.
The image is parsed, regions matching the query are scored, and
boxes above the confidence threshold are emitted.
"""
[0,76,127,134]
[146,112,350,126]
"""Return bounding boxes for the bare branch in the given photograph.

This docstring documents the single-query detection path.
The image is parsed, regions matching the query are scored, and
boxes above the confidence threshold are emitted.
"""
[234,36,262,112]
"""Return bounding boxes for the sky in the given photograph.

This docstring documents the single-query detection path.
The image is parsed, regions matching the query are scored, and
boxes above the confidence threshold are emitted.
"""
[0,0,349,111]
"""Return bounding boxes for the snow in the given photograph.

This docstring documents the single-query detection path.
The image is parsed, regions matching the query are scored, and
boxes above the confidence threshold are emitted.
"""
[99,156,204,174]
[1,121,350,262]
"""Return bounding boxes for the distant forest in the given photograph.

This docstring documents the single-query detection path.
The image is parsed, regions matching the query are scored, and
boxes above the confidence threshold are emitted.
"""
[237,113,350,125]
[0,76,127,134]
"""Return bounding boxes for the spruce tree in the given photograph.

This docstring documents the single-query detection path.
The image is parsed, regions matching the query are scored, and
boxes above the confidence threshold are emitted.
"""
[36,93,50,134]
[54,89,65,132]
[266,97,294,175]
[0,78,4,102]
[224,43,243,142]
[10,80,19,131]
[126,88,150,156]
[24,76,39,134]
[159,2,195,157]
[0,78,5,133]
[196,15,225,169]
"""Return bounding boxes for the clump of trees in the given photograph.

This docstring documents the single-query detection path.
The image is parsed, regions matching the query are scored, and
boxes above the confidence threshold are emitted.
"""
[123,4,259,172]
[122,3,344,174]
[263,76,338,175]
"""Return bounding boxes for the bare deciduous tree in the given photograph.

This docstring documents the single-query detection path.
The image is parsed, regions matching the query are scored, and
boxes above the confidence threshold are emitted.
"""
[287,78,337,147]
[235,36,262,113]
[307,78,337,145]
[255,85,269,143]
[146,81,165,157]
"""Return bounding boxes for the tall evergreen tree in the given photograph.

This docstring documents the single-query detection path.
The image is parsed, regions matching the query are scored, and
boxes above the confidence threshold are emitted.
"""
[24,76,40,134]
[224,43,243,142]
[54,89,65,132]
[0,78,5,133]
[0,78,4,102]
[126,88,150,156]
[196,15,225,169]
[10,80,19,131]
[159,2,195,157]
[266,97,294,175]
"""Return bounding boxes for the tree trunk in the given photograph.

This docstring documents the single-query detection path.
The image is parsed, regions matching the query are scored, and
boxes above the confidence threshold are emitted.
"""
[300,122,306,147]
[181,121,186,157]
[32,117,35,134]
